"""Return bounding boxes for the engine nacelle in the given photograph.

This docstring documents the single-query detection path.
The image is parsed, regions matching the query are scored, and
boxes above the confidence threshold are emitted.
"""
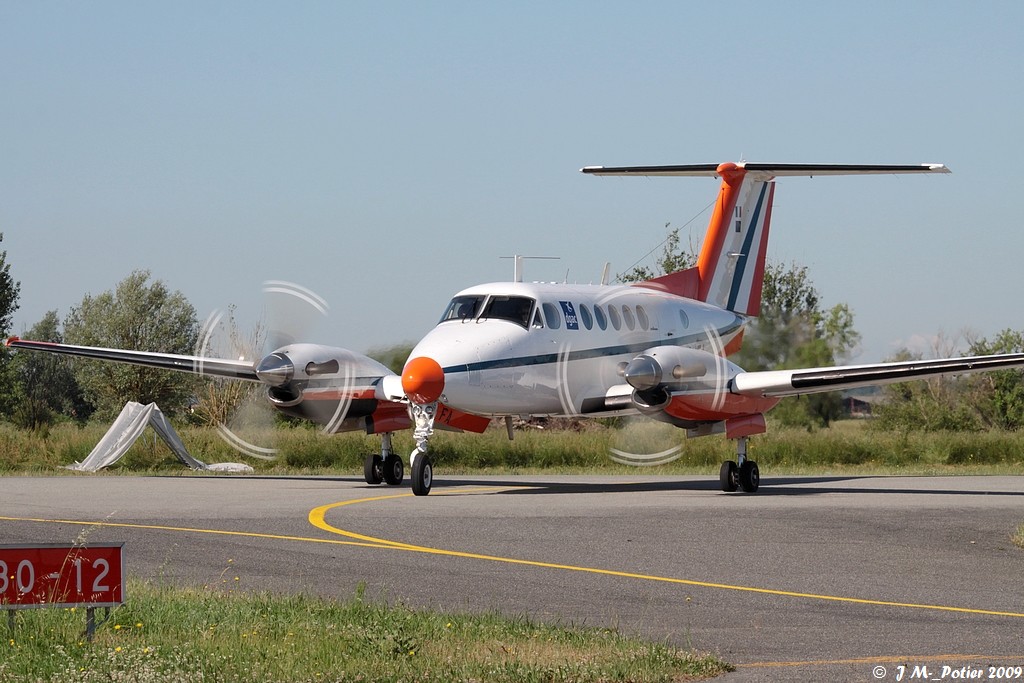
[624,346,760,426]
[623,345,782,424]
[623,345,740,393]
[254,344,398,427]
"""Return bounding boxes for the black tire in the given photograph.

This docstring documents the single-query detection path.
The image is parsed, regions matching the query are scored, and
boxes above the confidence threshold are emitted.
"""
[363,453,383,485]
[411,453,433,496]
[720,460,738,492]
[383,453,404,486]
[738,460,760,493]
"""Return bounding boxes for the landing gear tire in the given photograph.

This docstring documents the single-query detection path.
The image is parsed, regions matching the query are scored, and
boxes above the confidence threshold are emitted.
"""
[383,453,404,486]
[738,460,760,493]
[411,452,433,497]
[363,453,383,485]
[719,460,739,493]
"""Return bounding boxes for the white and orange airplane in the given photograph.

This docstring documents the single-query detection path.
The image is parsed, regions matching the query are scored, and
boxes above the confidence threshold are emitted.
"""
[11,161,1024,496]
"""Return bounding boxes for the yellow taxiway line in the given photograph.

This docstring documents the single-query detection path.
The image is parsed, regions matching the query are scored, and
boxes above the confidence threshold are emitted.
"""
[308,488,1024,620]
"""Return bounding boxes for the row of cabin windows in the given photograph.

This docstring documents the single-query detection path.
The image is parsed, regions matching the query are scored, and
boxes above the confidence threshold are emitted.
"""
[539,301,651,332]
[441,294,692,333]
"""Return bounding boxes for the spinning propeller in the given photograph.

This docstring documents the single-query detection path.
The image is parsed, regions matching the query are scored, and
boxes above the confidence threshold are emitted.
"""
[586,292,733,466]
[195,280,364,460]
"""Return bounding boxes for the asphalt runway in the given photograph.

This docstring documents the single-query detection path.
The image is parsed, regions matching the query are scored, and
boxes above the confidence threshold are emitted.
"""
[2,473,1023,681]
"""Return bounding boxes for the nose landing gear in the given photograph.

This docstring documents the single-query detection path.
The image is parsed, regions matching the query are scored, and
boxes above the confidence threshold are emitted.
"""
[362,402,437,496]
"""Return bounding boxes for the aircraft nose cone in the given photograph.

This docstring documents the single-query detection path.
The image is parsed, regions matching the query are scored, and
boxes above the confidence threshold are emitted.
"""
[402,356,445,404]
[623,355,662,391]
[255,353,294,387]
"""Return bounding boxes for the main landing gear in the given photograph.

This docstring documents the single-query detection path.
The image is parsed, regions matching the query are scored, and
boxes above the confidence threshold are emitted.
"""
[719,436,759,493]
[362,402,437,497]
[363,432,403,485]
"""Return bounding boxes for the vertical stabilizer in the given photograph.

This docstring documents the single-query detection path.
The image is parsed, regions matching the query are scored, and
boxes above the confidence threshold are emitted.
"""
[694,163,774,316]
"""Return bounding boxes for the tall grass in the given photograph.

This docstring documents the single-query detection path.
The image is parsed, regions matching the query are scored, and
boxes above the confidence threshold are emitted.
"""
[0,580,729,682]
[2,419,1024,475]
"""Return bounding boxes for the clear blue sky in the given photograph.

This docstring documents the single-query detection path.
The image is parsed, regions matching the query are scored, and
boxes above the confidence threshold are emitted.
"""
[3,1,1022,363]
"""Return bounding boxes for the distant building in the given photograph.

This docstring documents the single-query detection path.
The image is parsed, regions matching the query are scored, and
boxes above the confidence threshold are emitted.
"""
[840,388,885,419]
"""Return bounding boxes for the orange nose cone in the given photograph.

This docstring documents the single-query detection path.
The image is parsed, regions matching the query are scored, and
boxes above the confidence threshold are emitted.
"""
[402,356,445,404]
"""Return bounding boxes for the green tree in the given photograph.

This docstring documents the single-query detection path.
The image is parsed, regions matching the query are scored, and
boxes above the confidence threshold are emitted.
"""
[733,263,860,428]
[617,226,697,283]
[871,346,982,432]
[966,329,1024,430]
[11,310,90,428]
[0,233,22,418]
[64,270,199,419]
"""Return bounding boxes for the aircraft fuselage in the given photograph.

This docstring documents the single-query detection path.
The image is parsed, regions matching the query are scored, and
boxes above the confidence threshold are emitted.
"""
[408,280,746,417]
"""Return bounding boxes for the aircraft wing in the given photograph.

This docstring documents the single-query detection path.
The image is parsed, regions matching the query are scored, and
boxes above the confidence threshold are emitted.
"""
[731,353,1024,398]
[5,337,259,382]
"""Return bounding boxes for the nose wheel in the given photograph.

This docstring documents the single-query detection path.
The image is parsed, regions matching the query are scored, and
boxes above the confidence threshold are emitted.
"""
[411,448,433,496]
[408,402,437,496]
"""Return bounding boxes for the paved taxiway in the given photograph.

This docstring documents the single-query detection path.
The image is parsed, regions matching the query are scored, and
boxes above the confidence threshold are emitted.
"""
[1,474,1022,681]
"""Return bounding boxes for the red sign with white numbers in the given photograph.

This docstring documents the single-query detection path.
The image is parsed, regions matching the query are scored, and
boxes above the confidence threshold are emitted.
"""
[0,544,124,609]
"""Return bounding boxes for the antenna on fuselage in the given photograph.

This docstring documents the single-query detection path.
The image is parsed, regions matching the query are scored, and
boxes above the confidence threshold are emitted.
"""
[600,262,611,285]
[501,255,560,283]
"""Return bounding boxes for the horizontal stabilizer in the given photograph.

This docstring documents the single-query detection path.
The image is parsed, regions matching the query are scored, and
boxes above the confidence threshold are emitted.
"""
[581,163,950,177]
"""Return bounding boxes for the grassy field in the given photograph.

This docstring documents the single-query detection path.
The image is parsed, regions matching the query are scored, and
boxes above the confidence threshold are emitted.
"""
[1,581,730,682]
[3,418,1024,476]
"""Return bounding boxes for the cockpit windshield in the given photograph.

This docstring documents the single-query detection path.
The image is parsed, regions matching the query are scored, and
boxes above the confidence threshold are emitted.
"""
[480,295,534,328]
[439,295,484,323]
[438,294,536,329]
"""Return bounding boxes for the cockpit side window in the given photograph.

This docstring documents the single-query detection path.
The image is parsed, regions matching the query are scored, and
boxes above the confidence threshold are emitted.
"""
[440,295,485,323]
[541,302,562,330]
[480,295,535,328]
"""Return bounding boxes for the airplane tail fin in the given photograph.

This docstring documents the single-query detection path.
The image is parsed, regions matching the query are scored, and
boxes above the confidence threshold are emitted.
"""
[581,162,949,317]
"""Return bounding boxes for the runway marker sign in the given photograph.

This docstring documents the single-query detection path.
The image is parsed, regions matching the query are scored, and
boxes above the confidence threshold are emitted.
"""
[0,543,124,609]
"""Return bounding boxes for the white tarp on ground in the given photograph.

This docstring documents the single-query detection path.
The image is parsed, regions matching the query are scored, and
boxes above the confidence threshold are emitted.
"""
[68,401,208,472]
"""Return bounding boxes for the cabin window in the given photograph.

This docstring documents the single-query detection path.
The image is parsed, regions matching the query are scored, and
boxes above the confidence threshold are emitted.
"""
[480,295,535,328]
[608,305,621,330]
[440,295,485,323]
[541,302,562,329]
[594,305,608,330]
[579,304,593,330]
[679,309,690,329]
[622,306,635,331]
[636,305,649,330]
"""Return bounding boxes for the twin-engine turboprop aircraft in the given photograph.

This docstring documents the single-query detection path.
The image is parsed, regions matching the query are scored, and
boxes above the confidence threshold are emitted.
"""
[11,161,1024,496]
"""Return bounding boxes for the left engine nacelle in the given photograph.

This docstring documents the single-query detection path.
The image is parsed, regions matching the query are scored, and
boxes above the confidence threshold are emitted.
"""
[255,343,395,412]
[623,345,781,426]
[623,345,741,393]
[623,345,742,422]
